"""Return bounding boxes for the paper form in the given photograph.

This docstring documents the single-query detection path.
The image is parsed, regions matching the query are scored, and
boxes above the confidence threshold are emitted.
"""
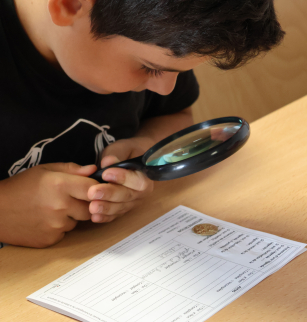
[28,206,307,322]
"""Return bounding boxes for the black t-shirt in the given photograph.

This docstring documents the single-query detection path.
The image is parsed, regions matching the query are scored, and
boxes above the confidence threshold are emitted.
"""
[0,0,199,180]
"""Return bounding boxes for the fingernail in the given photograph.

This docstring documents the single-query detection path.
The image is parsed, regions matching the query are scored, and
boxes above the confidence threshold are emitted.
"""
[103,173,116,182]
[92,214,102,222]
[93,191,104,200]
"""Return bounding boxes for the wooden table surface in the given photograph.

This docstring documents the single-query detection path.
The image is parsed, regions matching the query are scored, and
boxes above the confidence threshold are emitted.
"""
[1,96,307,322]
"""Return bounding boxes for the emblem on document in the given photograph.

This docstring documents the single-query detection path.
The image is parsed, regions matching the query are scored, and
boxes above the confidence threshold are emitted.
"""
[192,223,219,236]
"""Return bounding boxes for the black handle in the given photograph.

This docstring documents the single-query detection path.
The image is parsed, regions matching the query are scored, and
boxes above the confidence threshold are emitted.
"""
[89,155,145,183]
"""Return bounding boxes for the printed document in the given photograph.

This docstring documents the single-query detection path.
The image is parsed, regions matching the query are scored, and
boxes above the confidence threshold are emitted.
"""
[28,206,307,322]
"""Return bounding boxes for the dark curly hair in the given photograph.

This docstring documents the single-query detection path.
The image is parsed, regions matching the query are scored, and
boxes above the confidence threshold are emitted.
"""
[90,0,285,70]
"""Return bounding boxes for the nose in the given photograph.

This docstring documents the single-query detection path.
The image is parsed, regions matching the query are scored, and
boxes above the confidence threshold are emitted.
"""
[145,72,179,96]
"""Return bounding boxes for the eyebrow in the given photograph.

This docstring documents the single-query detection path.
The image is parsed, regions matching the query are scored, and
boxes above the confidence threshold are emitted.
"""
[143,60,188,73]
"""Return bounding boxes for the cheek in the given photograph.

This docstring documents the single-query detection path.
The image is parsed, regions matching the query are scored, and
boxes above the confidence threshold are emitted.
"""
[55,47,146,93]
[60,56,146,93]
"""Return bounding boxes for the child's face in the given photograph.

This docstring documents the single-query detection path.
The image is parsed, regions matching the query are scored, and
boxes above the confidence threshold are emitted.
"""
[48,11,206,95]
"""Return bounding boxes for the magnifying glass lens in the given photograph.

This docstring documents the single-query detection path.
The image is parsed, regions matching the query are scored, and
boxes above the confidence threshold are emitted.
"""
[146,122,242,166]
[90,117,248,183]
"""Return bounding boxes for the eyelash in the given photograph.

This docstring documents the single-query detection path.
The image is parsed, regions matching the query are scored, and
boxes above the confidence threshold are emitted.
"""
[141,65,165,77]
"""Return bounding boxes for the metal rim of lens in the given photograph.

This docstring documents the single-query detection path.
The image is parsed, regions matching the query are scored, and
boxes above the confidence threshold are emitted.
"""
[142,116,250,181]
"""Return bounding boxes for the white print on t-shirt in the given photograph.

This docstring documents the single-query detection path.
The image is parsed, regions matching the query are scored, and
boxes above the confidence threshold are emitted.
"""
[8,119,115,176]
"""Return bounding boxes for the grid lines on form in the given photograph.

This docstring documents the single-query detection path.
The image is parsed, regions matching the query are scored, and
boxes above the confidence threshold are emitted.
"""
[154,300,190,322]
[164,257,222,288]
[175,260,232,292]
[81,273,138,306]
[71,271,128,302]
[29,206,307,322]
[118,292,175,321]
[54,211,189,291]
[159,254,211,285]
[51,211,192,300]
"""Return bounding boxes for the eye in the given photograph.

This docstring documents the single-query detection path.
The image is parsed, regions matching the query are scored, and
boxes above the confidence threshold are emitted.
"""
[141,65,165,77]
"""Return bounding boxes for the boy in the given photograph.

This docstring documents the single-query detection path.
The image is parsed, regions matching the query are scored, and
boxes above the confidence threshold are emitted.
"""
[0,0,284,248]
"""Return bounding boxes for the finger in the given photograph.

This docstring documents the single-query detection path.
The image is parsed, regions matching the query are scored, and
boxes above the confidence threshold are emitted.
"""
[45,212,77,232]
[88,183,149,203]
[92,214,121,224]
[89,200,137,222]
[100,155,120,168]
[102,168,152,192]
[67,198,92,221]
[47,199,91,230]
[35,231,67,248]
[42,162,97,177]
[101,141,132,162]
[48,171,98,202]
[60,216,78,232]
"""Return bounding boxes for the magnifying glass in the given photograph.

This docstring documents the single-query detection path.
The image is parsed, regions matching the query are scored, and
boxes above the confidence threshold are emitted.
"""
[90,116,250,182]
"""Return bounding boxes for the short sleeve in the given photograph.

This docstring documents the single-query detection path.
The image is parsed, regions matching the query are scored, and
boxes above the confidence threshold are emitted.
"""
[142,70,199,119]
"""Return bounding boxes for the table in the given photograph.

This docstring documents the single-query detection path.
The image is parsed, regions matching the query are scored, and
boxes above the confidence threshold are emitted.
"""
[1,95,307,322]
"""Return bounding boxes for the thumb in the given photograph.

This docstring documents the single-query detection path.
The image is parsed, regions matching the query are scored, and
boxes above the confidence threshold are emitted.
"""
[101,140,134,162]
[101,155,120,168]
[43,163,97,176]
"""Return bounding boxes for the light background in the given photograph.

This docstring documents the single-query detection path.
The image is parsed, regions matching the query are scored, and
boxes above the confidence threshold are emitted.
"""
[192,0,307,124]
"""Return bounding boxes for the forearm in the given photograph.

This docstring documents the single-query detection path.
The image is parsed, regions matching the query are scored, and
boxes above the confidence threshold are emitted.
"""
[134,107,194,150]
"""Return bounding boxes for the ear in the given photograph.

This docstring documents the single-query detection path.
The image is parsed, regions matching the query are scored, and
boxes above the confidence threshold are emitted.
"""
[48,0,93,26]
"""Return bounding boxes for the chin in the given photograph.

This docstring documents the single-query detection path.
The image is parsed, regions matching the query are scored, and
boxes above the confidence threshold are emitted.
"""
[132,88,146,92]
[76,79,141,94]
[97,90,114,95]
[82,84,114,95]
[70,78,110,94]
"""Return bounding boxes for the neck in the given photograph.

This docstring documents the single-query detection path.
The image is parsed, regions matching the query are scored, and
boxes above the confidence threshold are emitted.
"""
[14,0,58,66]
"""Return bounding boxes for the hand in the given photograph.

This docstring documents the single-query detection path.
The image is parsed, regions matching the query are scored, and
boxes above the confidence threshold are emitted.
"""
[0,163,97,248]
[88,137,154,224]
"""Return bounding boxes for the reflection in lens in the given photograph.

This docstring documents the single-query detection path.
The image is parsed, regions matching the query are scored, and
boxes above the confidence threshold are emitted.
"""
[146,123,241,166]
